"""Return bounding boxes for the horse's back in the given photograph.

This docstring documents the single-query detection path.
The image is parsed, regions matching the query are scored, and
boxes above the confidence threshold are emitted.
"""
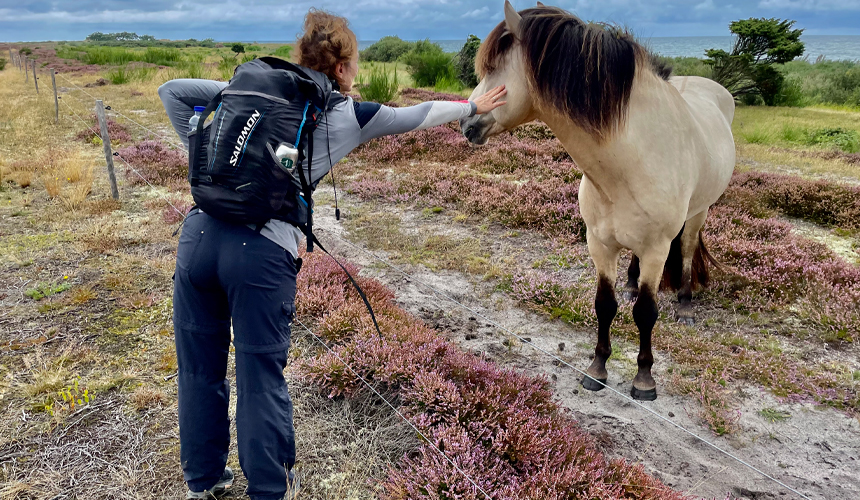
[669,76,734,128]
[667,76,736,216]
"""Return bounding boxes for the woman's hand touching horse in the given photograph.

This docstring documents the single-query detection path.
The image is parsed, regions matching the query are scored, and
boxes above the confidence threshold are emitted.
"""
[473,85,507,114]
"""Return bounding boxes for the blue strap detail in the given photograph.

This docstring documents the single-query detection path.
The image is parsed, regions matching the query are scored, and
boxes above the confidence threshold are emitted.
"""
[294,100,311,148]
[236,111,265,168]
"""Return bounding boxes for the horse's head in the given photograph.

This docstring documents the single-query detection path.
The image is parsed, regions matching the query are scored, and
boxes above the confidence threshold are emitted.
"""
[462,1,664,146]
[460,1,538,145]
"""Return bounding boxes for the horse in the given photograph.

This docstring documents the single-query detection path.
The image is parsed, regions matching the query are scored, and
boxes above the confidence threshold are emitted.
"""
[459,1,735,400]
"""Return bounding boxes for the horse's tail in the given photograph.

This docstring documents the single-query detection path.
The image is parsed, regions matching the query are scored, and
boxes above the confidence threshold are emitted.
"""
[661,225,721,291]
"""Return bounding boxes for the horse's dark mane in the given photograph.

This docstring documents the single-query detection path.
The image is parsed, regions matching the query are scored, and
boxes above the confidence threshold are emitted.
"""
[476,6,671,142]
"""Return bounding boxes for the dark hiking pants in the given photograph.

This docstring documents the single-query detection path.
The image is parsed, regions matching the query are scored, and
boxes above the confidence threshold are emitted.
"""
[173,209,298,500]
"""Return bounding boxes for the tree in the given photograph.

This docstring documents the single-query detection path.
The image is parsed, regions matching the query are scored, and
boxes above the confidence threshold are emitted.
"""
[455,34,481,87]
[360,36,413,62]
[706,18,804,105]
[231,43,245,58]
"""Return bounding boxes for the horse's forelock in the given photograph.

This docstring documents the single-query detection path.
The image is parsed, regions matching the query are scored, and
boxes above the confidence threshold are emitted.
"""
[478,5,667,142]
[475,21,512,79]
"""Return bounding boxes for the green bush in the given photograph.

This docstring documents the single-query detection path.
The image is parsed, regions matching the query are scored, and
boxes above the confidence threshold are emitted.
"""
[0,58,6,71]
[361,36,413,62]
[273,45,293,60]
[360,65,399,103]
[142,47,182,66]
[218,54,237,78]
[401,40,456,88]
[105,64,158,84]
[434,73,462,93]
[806,128,860,153]
[820,66,860,107]
[740,127,772,144]
[773,76,805,107]
[19,47,32,56]
[80,46,136,65]
[779,124,805,142]
[56,46,85,61]
[455,34,481,87]
[105,66,131,84]
[661,56,713,78]
[246,45,262,52]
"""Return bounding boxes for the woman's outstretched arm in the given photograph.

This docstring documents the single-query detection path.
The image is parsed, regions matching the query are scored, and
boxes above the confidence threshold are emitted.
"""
[357,85,506,143]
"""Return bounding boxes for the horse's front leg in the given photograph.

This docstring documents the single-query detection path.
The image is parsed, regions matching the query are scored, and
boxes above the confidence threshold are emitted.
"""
[630,246,671,401]
[581,233,620,392]
[676,210,708,325]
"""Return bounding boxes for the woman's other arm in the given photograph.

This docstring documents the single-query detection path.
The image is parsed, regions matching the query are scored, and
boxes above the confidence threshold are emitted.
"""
[157,79,229,148]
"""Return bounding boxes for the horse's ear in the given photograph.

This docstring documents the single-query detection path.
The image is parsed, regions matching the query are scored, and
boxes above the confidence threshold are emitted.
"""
[504,0,522,37]
[536,1,545,6]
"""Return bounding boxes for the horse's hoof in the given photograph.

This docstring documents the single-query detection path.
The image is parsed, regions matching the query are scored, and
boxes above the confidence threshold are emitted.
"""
[676,315,695,326]
[581,375,607,392]
[622,290,638,302]
[630,386,657,401]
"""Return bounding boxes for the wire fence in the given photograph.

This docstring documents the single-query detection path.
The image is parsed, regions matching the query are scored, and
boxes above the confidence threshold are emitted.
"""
[25,68,815,500]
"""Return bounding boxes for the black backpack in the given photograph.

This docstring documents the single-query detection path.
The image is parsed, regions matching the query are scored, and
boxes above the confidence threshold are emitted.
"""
[187,57,344,250]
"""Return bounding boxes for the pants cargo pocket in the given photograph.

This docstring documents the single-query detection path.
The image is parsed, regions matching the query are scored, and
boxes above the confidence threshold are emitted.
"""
[281,301,295,345]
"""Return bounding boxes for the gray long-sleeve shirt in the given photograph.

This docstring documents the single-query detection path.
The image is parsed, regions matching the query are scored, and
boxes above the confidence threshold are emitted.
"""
[158,78,476,258]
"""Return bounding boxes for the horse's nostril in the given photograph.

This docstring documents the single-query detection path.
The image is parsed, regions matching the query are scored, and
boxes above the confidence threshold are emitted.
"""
[465,125,476,138]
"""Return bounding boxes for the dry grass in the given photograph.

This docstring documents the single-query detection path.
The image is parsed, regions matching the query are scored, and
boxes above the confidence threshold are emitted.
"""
[129,386,166,411]
[346,205,497,277]
[68,285,97,304]
[737,144,860,184]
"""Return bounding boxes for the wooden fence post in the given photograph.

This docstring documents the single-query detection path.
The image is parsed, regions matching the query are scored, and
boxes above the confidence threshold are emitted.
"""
[24,57,29,83]
[51,69,58,124]
[95,100,120,199]
[32,60,39,94]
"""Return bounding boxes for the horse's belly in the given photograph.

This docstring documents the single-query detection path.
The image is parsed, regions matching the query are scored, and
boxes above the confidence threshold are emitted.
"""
[579,175,683,252]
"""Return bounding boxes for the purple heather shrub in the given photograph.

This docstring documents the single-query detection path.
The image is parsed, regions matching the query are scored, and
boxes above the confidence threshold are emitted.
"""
[75,114,133,144]
[162,196,194,224]
[726,171,860,230]
[400,87,467,103]
[296,251,681,499]
[115,140,188,187]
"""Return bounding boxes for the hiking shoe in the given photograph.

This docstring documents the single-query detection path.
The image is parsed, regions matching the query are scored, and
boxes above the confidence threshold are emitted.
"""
[282,470,300,500]
[186,467,234,499]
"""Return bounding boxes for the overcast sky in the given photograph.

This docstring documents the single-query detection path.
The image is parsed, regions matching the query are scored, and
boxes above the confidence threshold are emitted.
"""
[1,0,859,42]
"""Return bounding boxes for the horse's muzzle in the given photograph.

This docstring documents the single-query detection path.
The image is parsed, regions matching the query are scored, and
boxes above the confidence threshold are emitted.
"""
[459,117,488,145]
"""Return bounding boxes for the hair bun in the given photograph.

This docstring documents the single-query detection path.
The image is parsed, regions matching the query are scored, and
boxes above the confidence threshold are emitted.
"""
[298,8,357,81]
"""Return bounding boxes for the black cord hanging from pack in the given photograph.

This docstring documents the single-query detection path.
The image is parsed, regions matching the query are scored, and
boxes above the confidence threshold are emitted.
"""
[327,118,340,221]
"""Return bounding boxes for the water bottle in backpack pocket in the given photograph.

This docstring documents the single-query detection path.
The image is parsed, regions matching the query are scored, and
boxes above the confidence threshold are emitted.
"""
[187,106,210,187]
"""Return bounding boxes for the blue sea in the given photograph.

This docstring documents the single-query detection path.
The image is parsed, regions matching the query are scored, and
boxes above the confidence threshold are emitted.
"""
[358,36,860,61]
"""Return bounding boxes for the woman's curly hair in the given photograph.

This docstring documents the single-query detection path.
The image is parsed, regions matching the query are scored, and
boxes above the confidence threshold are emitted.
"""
[298,9,357,81]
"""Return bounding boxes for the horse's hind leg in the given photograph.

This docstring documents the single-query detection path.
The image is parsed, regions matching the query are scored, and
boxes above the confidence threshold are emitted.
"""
[622,254,639,302]
[677,211,708,326]
[630,245,672,401]
[581,233,620,392]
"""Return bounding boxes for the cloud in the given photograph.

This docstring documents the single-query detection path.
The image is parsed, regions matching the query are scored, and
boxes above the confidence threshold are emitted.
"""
[758,0,860,10]
[1,0,859,42]
[462,6,490,19]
